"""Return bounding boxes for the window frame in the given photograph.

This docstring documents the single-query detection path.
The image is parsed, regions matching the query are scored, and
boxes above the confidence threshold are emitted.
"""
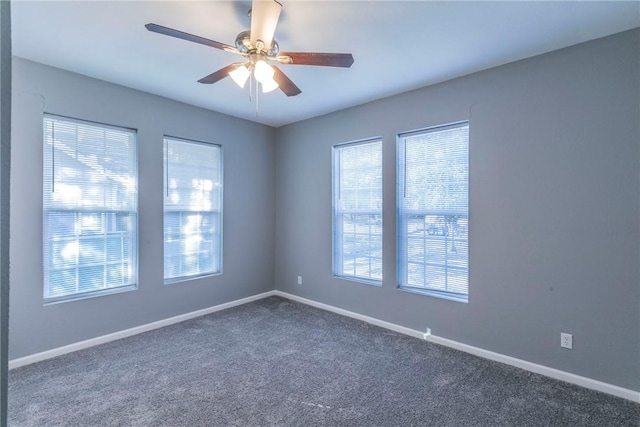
[396,121,469,303]
[163,135,223,285]
[42,114,139,304]
[332,137,383,286]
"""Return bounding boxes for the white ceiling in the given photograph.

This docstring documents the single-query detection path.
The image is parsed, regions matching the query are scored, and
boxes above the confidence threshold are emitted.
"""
[11,1,640,127]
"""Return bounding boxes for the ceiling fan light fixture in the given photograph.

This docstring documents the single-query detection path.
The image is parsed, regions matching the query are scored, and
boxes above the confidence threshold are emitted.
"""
[253,60,274,84]
[261,76,279,93]
[229,64,251,88]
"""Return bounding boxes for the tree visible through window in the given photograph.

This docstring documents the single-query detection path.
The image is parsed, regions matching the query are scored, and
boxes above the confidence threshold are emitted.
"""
[333,139,383,284]
[43,115,138,302]
[398,122,469,301]
[163,137,222,282]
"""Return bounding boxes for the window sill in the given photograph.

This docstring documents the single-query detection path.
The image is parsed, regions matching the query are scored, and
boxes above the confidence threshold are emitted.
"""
[44,284,137,306]
[334,274,382,287]
[398,285,468,303]
[164,271,222,286]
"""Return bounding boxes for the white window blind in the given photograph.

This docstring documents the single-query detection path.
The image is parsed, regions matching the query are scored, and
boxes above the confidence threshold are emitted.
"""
[333,139,383,284]
[398,122,469,301]
[43,115,138,302]
[163,137,222,282]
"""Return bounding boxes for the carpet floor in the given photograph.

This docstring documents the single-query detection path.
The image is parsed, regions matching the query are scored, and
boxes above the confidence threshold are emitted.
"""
[8,296,640,426]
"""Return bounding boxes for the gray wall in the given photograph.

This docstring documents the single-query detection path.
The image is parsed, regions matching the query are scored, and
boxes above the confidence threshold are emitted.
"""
[274,29,640,391]
[1,1,11,423]
[10,29,640,392]
[10,58,276,359]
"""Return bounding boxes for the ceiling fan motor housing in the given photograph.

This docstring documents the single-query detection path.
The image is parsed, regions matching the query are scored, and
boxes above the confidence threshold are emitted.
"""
[235,30,279,56]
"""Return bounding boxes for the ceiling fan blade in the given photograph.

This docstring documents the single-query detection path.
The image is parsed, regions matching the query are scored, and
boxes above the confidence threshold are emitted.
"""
[272,66,301,97]
[145,23,238,54]
[198,63,241,84]
[250,0,282,50]
[277,52,354,68]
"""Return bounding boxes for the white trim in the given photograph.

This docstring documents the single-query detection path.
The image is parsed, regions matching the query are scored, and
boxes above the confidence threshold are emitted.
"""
[10,288,639,403]
[275,291,425,340]
[274,291,640,403]
[9,291,276,370]
[423,334,640,403]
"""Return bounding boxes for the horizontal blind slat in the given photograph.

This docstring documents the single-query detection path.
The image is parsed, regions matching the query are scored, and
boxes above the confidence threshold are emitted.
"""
[43,116,138,301]
[398,123,469,298]
[333,139,383,283]
[163,137,222,281]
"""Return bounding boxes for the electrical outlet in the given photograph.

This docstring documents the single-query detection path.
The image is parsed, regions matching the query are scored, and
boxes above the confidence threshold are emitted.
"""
[297,276,302,285]
[561,333,573,349]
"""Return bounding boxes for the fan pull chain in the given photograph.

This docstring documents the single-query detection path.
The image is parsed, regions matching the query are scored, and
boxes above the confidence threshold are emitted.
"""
[245,72,262,118]
[255,79,260,118]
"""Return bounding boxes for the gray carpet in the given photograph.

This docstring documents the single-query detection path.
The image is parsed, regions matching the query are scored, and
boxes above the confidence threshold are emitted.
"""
[8,296,640,426]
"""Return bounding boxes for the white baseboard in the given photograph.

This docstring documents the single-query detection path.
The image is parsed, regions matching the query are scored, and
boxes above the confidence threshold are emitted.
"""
[274,290,640,403]
[10,288,639,403]
[9,290,276,370]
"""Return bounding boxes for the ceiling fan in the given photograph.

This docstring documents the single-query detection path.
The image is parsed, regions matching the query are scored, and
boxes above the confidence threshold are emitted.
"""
[145,0,354,97]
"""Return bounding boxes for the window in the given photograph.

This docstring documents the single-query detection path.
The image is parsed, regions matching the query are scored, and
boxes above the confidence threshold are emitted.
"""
[163,137,222,283]
[43,115,138,302]
[397,122,469,301]
[332,139,383,284]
